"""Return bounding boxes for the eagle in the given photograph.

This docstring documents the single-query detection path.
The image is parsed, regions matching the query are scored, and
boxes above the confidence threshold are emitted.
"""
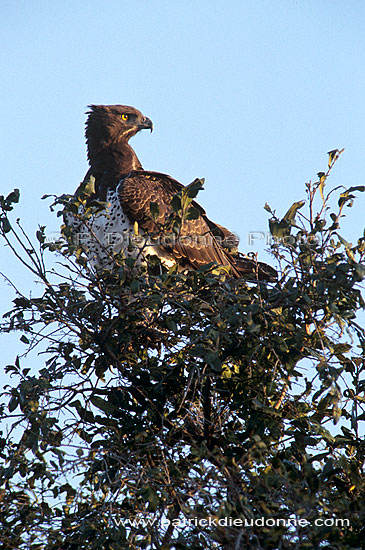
[64,105,276,281]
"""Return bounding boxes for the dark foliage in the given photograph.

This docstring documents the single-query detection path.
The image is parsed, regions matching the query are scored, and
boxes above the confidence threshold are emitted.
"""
[0,151,364,549]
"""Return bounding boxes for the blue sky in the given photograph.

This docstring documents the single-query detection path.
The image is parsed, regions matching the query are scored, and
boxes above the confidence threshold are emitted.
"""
[1,1,365,369]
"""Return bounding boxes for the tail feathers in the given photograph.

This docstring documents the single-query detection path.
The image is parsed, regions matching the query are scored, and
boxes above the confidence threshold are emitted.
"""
[231,252,277,282]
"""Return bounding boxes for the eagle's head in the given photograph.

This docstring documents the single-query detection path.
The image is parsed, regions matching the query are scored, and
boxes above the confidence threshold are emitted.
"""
[85,105,153,160]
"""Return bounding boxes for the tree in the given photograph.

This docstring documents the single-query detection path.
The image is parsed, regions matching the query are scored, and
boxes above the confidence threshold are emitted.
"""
[0,150,364,550]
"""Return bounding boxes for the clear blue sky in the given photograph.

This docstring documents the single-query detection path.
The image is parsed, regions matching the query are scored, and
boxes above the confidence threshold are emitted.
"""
[1,1,364,368]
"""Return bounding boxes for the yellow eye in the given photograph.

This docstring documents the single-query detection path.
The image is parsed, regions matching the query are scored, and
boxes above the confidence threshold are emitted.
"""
[121,113,129,121]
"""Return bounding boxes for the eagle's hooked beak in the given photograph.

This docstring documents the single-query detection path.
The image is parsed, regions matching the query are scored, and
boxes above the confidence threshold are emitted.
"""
[140,116,153,132]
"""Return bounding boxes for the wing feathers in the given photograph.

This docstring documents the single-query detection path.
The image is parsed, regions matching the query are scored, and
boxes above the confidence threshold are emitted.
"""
[117,171,276,280]
[118,171,236,273]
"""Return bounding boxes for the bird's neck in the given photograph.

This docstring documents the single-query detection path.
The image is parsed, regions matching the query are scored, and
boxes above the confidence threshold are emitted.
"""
[86,140,143,201]
[88,140,143,179]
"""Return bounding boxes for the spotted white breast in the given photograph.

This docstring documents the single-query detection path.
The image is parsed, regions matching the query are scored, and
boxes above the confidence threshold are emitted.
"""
[64,186,175,270]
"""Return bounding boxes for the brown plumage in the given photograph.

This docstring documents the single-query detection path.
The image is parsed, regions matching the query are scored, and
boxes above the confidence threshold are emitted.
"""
[67,104,276,281]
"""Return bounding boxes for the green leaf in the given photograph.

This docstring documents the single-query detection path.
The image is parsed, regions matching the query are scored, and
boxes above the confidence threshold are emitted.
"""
[269,218,291,239]
[355,264,365,281]
[317,173,326,202]
[185,206,200,220]
[333,406,342,425]
[170,194,182,214]
[81,355,95,374]
[1,217,11,233]
[337,234,352,247]
[36,229,45,243]
[204,350,221,371]
[346,185,365,194]
[90,396,118,415]
[130,279,140,293]
[149,201,160,221]
[125,257,136,268]
[338,186,364,208]
[6,189,20,204]
[184,177,205,199]
[8,395,19,412]
[79,175,96,197]
[283,200,305,223]
[327,149,339,167]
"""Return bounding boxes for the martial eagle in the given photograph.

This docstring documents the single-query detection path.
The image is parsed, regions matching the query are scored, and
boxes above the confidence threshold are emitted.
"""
[64,105,276,281]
